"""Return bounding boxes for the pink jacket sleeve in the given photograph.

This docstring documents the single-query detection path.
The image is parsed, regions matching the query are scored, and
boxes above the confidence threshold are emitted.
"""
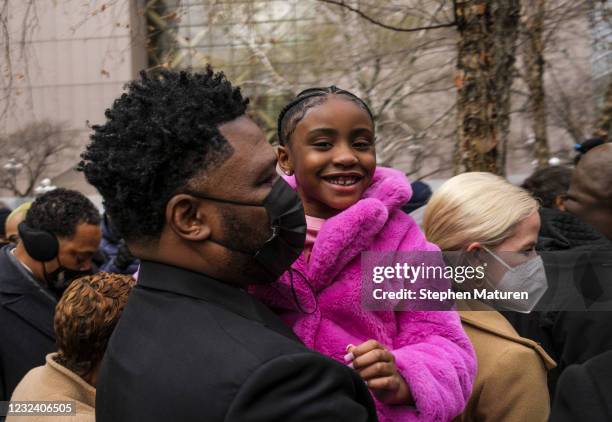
[391,310,476,421]
[389,220,476,421]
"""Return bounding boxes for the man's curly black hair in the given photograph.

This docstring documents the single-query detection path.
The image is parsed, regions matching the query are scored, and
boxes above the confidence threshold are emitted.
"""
[26,188,101,239]
[521,165,572,208]
[79,67,249,243]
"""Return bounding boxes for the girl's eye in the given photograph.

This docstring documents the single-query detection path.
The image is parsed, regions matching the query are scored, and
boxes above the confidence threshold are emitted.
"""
[353,139,373,149]
[312,140,333,149]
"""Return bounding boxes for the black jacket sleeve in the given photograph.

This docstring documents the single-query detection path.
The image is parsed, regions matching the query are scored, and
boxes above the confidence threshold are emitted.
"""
[0,359,5,403]
[225,352,377,422]
[550,361,610,422]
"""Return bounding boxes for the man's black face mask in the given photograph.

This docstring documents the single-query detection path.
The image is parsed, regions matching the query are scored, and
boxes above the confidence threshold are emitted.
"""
[44,258,93,295]
[186,177,307,282]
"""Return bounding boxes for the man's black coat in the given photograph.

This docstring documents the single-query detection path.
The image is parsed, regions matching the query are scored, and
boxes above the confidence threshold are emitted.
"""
[96,261,378,422]
[0,245,56,402]
[550,349,612,421]
[502,208,612,398]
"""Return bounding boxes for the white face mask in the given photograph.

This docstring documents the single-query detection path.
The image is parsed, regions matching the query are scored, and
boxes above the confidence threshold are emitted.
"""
[482,246,548,313]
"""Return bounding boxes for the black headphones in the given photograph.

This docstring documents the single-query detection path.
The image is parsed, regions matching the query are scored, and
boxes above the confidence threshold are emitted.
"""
[17,221,59,262]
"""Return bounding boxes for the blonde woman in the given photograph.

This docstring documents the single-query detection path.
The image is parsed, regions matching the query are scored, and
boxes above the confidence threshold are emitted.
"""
[423,172,555,422]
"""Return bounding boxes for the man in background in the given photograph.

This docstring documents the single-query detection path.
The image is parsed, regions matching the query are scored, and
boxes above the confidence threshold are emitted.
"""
[0,189,101,402]
[507,144,612,402]
[2,202,32,245]
[0,205,10,246]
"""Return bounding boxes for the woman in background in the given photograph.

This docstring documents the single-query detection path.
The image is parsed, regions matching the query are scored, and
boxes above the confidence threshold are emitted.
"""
[8,273,134,422]
[424,172,556,422]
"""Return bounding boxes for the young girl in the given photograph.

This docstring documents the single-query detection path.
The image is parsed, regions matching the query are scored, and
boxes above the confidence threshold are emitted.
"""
[252,87,476,422]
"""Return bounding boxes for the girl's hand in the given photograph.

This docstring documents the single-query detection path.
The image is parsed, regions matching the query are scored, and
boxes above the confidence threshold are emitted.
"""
[345,340,414,405]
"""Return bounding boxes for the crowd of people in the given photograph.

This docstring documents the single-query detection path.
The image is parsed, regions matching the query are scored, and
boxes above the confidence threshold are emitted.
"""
[0,67,611,422]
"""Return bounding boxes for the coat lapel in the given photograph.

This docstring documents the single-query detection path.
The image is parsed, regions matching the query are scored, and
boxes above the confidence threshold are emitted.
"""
[0,292,56,339]
[138,260,302,344]
[0,246,56,340]
[251,298,303,343]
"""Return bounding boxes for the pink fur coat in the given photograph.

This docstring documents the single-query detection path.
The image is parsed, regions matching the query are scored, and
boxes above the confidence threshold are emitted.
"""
[252,167,476,421]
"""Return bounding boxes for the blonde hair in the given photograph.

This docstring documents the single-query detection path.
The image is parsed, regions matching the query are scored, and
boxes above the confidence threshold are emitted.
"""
[423,172,538,251]
[6,201,31,225]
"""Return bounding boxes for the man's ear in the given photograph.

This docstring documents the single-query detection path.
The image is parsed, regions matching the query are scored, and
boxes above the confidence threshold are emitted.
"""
[165,194,211,241]
[555,194,567,211]
[277,145,293,176]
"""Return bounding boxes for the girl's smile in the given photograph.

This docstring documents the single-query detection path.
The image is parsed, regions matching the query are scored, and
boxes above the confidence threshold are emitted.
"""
[321,171,365,191]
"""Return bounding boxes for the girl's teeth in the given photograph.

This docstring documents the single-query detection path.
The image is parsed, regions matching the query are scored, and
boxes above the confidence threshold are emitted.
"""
[328,177,359,186]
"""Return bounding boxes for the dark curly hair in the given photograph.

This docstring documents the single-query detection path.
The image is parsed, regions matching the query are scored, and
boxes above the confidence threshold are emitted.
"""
[79,67,248,243]
[54,272,135,380]
[522,165,573,208]
[25,188,100,239]
[277,86,374,145]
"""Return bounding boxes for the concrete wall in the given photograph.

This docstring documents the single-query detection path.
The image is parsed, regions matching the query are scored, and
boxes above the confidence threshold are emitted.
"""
[0,0,146,196]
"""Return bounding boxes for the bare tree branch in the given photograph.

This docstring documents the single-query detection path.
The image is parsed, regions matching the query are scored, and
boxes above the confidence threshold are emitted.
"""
[0,120,77,197]
[316,0,457,32]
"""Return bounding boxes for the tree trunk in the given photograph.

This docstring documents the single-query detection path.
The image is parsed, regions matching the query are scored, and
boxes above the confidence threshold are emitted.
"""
[455,0,521,175]
[593,76,612,140]
[524,0,550,166]
[523,0,550,168]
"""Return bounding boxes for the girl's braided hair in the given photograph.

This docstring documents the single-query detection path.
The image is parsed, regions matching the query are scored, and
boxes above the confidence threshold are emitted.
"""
[277,86,374,146]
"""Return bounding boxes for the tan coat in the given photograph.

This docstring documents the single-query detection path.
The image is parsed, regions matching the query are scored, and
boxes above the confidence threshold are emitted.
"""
[7,353,95,422]
[455,304,556,422]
